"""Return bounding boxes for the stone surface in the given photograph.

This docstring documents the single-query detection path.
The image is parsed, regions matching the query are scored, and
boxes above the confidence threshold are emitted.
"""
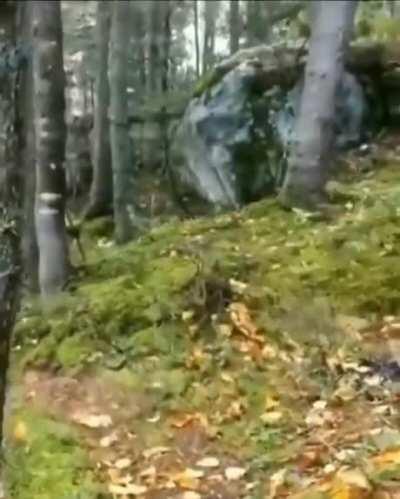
[175,56,368,210]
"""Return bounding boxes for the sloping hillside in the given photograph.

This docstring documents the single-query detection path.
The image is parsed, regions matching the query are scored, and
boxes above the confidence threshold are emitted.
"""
[7,136,400,498]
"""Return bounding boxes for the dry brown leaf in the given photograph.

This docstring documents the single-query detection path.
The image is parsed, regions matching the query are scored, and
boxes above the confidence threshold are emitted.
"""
[170,412,209,429]
[114,458,132,470]
[319,468,372,499]
[142,446,171,459]
[224,399,247,420]
[224,466,247,481]
[172,468,204,490]
[269,468,287,499]
[228,302,265,344]
[182,492,202,499]
[196,457,220,468]
[100,432,118,448]
[107,468,133,486]
[260,411,283,425]
[72,412,112,428]
[108,482,147,495]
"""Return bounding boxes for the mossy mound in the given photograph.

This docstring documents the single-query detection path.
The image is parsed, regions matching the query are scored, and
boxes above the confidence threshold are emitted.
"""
[9,151,400,497]
[14,158,400,373]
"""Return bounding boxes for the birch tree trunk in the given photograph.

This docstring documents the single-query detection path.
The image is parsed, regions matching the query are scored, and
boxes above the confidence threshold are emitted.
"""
[229,0,240,54]
[85,0,113,219]
[32,1,70,298]
[279,0,358,210]
[194,0,200,77]
[109,1,139,243]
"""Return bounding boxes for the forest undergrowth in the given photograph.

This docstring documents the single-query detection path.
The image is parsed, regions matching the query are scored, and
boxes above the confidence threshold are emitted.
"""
[7,134,400,499]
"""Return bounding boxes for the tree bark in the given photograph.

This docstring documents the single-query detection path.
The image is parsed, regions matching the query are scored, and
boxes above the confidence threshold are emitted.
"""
[32,1,70,298]
[279,1,358,210]
[84,0,113,219]
[18,2,38,292]
[132,1,147,91]
[194,0,200,77]
[202,0,218,73]
[229,0,240,55]
[147,0,163,95]
[0,1,23,442]
[109,1,139,243]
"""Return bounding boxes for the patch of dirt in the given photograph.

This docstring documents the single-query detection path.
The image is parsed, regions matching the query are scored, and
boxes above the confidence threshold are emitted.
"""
[19,369,251,498]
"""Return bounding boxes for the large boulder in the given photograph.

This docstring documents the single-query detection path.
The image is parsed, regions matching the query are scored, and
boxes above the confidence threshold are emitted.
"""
[176,62,278,210]
[175,46,369,211]
[276,71,367,150]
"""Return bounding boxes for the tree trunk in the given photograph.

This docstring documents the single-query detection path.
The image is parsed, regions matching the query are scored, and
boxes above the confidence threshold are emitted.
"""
[246,0,269,47]
[132,1,147,91]
[147,0,163,95]
[31,1,70,298]
[16,2,38,292]
[229,0,240,55]
[203,0,218,73]
[194,0,200,77]
[160,1,171,94]
[279,1,358,210]
[84,0,113,219]
[0,1,23,442]
[109,1,139,243]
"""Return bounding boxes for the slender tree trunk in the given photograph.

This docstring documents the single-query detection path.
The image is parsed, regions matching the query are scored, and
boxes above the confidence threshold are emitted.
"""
[246,0,269,47]
[0,1,23,441]
[109,1,139,243]
[32,1,70,298]
[229,0,240,54]
[160,1,171,94]
[160,1,172,186]
[84,0,113,219]
[202,0,218,73]
[194,0,200,77]
[132,1,147,91]
[147,0,163,95]
[279,1,358,209]
[17,2,38,292]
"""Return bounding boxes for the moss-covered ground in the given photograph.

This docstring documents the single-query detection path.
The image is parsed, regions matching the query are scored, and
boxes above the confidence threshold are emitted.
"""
[7,136,400,498]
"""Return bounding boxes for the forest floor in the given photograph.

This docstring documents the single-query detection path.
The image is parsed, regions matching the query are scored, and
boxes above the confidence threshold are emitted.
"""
[6,133,400,499]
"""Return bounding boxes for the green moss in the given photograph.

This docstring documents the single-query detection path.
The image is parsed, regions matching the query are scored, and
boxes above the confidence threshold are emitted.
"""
[16,159,400,372]
[6,410,101,499]
[56,334,94,369]
[83,216,114,240]
[192,62,237,98]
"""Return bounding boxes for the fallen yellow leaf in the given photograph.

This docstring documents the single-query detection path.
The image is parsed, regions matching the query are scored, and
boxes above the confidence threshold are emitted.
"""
[172,468,204,490]
[372,449,400,467]
[13,421,28,442]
